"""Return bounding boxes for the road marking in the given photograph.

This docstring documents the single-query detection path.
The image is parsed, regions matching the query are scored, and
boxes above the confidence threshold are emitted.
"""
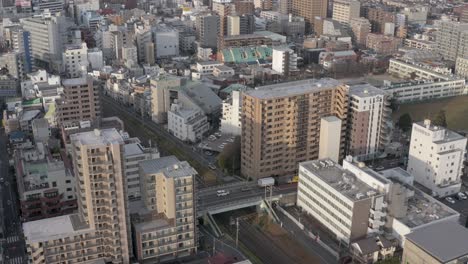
[6,236,20,243]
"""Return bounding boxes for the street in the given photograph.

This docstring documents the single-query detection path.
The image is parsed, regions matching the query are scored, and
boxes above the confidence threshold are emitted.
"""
[0,128,27,264]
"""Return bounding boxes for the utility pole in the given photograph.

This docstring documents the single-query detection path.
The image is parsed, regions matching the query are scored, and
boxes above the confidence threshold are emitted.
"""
[235,217,239,248]
[213,237,216,256]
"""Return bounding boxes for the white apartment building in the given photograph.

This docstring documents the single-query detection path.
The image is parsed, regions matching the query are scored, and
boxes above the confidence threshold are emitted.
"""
[382,79,466,103]
[196,61,224,75]
[407,120,467,197]
[168,103,209,143]
[272,47,298,76]
[347,84,391,158]
[297,159,386,245]
[227,15,241,36]
[332,0,360,25]
[213,65,235,78]
[388,59,452,80]
[23,128,131,264]
[123,142,160,201]
[221,90,242,136]
[404,38,436,51]
[62,42,88,78]
[136,156,197,262]
[122,44,138,68]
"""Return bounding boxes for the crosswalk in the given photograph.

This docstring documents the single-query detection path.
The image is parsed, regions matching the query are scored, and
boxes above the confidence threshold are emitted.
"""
[6,235,20,243]
[6,256,25,264]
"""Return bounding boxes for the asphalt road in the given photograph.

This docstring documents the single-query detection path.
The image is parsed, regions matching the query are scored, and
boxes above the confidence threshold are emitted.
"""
[101,95,225,185]
[0,129,27,264]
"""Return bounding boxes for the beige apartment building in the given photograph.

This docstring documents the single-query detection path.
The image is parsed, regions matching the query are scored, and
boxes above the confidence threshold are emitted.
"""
[350,18,371,46]
[241,78,348,180]
[23,128,130,264]
[332,0,360,25]
[292,0,328,31]
[56,75,101,128]
[132,156,197,263]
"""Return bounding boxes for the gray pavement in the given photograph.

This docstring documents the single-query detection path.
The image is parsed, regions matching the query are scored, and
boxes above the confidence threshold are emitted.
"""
[0,128,27,264]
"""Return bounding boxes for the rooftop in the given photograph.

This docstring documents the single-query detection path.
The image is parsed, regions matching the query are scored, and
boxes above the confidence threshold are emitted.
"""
[300,159,381,202]
[62,76,89,86]
[139,156,180,175]
[70,128,124,146]
[405,221,468,262]
[246,78,342,99]
[23,214,91,243]
[197,61,223,66]
[123,143,144,157]
[414,121,465,144]
[21,110,41,122]
[349,83,387,98]
[134,218,172,232]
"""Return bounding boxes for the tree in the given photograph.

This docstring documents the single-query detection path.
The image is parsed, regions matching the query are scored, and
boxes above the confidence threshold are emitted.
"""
[398,113,413,132]
[217,136,241,175]
[433,110,448,127]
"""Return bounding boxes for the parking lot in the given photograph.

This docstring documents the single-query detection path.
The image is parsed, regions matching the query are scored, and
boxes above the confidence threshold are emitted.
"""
[439,182,468,224]
[197,131,236,153]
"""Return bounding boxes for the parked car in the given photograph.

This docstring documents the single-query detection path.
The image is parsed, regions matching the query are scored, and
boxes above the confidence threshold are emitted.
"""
[456,192,467,200]
[217,190,230,197]
[445,197,456,204]
[208,164,216,170]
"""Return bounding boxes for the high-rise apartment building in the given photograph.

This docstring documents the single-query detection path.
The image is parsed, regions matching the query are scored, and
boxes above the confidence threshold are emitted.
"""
[56,75,101,128]
[133,156,197,262]
[366,8,395,33]
[350,17,371,46]
[195,15,220,50]
[272,47,298,76]
[241,78,348,179]
[23,128,131,264]
[213,2,236,47]
[62,42,89,78]
[235,1,255,15]
[292,0,328,31]
[0,52,27,81]
[346,84,391,158]
[407,120,467,197]
[227,15,255,36]
[332,0,360,25]
[279,0,293,15]
[435,20,468,61]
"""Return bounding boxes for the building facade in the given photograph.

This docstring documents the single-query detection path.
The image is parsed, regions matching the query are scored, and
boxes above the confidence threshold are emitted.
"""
[332,0,360,25]
[241,78,348,179]
[272,47,298,76]
[292,0,328,30]
[350,18,371,46]
[407,120,467,197]
[435,21,468,61]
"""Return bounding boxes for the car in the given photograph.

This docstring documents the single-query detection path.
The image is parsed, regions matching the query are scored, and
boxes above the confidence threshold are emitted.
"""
[456,192,467,200]
[216,190,230,197]
[204,151,213,156]
[241,187,251,192]
[465,191,468,197]
[445,197,456,204]
[376,166,385,170]
[208,164,216,170]
[218,145,225,149]
[215,132,222,137]
[227,137,235,143]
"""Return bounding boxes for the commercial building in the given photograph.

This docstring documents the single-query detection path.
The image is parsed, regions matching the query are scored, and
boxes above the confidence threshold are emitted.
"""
[153,26,179,59]
[297,159,386,245]
[62,43,88,78]
[272,47,298,76]
[403,222,468,264]
[332,0,360,25]
[55,76,101,128]
[407,120,467,197]
[366,8,395,34]
[291,0,328,30]
[241,78,348,179]
[366,34,401,55]
[318,116,342,162]
[435,20,468,61]
[346,84,391,159]
[221,90,243,136]
[350,18,371,46]
[196,15,220,50]
[134,156,197,262]
[23,128,131,264]
[167,103,209,143]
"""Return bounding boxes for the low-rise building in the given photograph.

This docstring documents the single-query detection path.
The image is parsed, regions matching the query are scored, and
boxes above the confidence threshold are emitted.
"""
[403,222,468,264]
[213,65,235,78]
[351,236,396,264]
[297,159,386,245]
[196,61,224,75]
[168,103,209,143]
[366,34,401,55]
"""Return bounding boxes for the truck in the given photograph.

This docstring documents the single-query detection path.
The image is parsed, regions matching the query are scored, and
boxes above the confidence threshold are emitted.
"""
[257,177,275,187]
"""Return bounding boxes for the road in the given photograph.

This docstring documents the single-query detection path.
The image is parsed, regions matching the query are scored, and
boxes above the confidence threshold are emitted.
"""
[0,128,27,264]
[197,182,297,214]
[101,95,225,185]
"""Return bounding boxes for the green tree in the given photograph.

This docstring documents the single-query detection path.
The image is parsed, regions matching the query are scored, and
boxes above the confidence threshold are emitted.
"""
[217,136,241,174]
[398,113,413,132]
[433,110,448,127]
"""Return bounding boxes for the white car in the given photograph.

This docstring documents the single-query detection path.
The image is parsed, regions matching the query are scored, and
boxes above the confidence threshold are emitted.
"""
[445,197,456,204]
[216,190,230,197]
[456,192,467,200]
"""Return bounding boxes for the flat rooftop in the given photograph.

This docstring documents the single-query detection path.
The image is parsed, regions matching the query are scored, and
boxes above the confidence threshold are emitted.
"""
[246,78,342,99]
[300,159,381,202]
[396,187,458,228]
[62,76,89,86]
[70,128,124,146]
[134,218,172,233]
[414,121,465,143]
[349,83,387,98]
[123,143,145,157]
[139,156,180,175]
[23,214,91,243]
[405,221,468,262]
